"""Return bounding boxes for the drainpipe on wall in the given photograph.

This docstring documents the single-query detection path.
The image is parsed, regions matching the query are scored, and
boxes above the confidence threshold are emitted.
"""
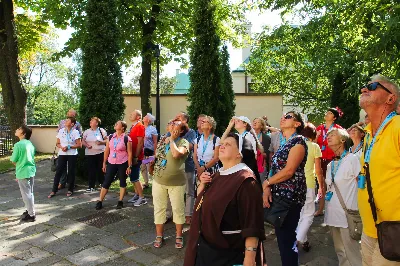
[245,73,248,93]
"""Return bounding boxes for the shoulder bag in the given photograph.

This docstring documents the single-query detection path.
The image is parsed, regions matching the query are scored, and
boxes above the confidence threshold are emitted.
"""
[263,195,294,228]
[333,182,362,240]
[365,163,400,261]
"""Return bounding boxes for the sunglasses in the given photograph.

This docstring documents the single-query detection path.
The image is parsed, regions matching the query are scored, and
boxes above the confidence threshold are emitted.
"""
[283,114,296,120]
[360,82,392,94]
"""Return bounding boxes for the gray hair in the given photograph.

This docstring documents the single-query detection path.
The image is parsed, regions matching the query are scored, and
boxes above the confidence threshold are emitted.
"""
[145,113,156,123]
[370,74,400,108]
[204,115,217,133]
[327,128,350,149]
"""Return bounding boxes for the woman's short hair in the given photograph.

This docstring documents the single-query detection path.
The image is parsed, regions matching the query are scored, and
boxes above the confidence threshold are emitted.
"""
[91,117,101,125]
[20,125,32,140]
[301,122,317,140]
[287,111,305,134]
[254,117,267,132]
[327,128,350,149]
[67,116,77,125]
[204,115,217,133]
[172,119,189,137]
[120,121,128,132]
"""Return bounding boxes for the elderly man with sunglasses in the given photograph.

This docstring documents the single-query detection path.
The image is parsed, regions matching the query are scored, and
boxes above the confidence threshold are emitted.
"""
[358,74,400,266]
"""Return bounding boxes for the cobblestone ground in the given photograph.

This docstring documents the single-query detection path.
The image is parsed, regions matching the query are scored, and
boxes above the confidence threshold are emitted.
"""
[0,160,339,266]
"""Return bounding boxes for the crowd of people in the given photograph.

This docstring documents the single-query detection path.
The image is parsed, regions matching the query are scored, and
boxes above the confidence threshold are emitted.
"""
[10,74,400,266]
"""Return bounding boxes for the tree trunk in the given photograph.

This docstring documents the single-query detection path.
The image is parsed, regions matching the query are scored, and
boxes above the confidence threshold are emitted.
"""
[0,0,27,142]
[140,40,153,115]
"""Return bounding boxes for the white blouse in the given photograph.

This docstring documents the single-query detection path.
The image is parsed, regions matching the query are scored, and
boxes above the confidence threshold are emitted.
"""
[324,154,361,228]
[196,135,220,163]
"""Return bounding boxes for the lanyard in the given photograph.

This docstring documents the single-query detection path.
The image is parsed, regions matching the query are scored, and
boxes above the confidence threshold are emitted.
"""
[66,129,72,144]
[240,131,248,137]
[113,134,122,151]
[276,132,297,154]
[257,133,262,139]
[331,150,347,182]
[201,134,212,158]
[349,141,363,154]
[270,133,298,177]
[364,111,396,163]
[165,137,181,155]
[94,127,100,137]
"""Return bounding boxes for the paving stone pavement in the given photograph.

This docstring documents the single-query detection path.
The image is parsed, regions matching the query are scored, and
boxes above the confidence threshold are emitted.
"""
[0,160,339,265]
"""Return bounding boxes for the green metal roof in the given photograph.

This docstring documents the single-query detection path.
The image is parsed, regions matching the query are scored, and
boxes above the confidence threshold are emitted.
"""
[232,56,250,72]
[174,72,190,94]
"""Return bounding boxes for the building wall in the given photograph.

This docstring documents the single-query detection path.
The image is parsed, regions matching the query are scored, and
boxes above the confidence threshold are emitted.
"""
[123,93,283,134]
[30,94,283,153]
[29,125,58,153]
[232,72,246,93]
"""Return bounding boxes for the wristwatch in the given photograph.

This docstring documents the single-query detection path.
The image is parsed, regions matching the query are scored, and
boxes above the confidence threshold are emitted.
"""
[245,247,257,252]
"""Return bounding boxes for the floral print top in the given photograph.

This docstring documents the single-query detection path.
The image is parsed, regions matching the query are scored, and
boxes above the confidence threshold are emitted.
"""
[270,135,308,205]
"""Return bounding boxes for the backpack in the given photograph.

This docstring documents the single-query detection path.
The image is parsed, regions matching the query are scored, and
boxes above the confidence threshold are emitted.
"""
[108,134,128,149]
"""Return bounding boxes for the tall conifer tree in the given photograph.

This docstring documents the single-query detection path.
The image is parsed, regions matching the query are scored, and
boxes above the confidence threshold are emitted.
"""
[79,0,124,132]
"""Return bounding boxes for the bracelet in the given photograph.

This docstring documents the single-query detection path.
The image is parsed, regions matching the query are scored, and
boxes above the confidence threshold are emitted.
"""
[265,179,271,187]
[245,247,257,252]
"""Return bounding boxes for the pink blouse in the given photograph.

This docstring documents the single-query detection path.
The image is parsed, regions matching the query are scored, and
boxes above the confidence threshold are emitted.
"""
[107,133,132,165]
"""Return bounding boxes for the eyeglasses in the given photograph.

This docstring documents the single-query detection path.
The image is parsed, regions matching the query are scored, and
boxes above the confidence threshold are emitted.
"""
[283,114,296,120]
[360,82,392,94]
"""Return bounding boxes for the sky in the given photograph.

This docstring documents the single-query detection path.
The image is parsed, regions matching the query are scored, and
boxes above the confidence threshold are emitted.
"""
[54,8,286,82]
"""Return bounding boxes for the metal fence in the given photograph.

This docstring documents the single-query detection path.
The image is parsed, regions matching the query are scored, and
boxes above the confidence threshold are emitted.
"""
[0,126,13,156]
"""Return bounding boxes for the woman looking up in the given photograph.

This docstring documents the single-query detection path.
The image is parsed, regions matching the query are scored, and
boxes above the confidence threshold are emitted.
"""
[348,124,365,159]
[253,117,271,183]
[315,107,343,216]
[184,133,265,266]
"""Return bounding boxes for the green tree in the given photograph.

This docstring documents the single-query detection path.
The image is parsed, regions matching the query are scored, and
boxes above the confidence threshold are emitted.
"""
[217,44,235,131]
[187,0,224,135]
[78,0,125,133]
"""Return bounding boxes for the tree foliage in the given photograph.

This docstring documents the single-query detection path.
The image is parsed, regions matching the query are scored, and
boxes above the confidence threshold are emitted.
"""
[78,0,124,133]
[248,0,400,127]
[188,0,236,136]
[123,69,176,95]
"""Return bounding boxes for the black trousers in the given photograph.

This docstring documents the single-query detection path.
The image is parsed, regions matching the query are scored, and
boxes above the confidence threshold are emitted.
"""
[102,162,128,189]
[52,155,77,193]
[86,153,104,188]
[275,204,302,266]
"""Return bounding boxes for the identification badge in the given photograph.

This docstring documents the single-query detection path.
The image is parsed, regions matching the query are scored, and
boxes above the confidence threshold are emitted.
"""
[325,191,333,201]
[161,159,167,167]
[112,152,117,158]
[358,175,366,189]
[199,160,205,166]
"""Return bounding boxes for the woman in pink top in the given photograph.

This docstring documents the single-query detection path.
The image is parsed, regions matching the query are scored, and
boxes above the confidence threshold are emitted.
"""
[96,121,132,210]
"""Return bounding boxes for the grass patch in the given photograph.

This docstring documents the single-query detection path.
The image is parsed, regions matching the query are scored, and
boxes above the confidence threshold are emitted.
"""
[0,152,52,173]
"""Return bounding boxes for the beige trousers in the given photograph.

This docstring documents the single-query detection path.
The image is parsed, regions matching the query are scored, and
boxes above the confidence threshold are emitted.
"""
[361,233,400,266]
[152,181,186,225]
[330,226,362,266]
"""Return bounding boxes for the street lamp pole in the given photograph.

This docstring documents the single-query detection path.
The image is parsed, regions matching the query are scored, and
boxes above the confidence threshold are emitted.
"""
[154,45,161,136]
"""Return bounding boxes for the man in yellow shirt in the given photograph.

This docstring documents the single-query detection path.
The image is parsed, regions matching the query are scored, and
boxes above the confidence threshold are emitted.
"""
[359,74,400,266]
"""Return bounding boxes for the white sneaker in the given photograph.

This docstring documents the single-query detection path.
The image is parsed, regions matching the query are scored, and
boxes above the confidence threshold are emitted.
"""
[128,194,139,203]
[133,197,147,207]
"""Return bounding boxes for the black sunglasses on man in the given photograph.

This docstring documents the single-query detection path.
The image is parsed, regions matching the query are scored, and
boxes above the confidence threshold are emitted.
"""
[359,82,392,94]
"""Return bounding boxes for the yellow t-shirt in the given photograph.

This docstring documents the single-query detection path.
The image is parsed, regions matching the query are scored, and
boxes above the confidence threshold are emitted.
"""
[304,140,322,189]
[358,115,400,238]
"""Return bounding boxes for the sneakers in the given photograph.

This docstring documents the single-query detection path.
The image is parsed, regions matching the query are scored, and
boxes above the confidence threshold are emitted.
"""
[116,201,123,209]
[128,194,139,203]
[95,201,103,210]
[86,188,96,193]
[21,214,36,222]
[133,197,147,207]
[21,210,28,219]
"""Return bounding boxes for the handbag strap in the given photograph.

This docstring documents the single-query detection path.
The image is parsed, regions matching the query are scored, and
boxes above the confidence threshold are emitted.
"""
[333,182,348,214]
[365,163,378,224]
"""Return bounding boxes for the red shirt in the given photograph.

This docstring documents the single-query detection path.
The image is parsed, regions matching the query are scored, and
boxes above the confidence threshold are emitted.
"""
[129,122,145,161]
[316,123,343,160]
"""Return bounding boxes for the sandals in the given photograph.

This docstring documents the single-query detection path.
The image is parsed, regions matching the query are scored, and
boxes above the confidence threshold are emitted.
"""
[48,192,56,199]
[153,236,164,248]
[175,236,184,249]
[66,191,73,197]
